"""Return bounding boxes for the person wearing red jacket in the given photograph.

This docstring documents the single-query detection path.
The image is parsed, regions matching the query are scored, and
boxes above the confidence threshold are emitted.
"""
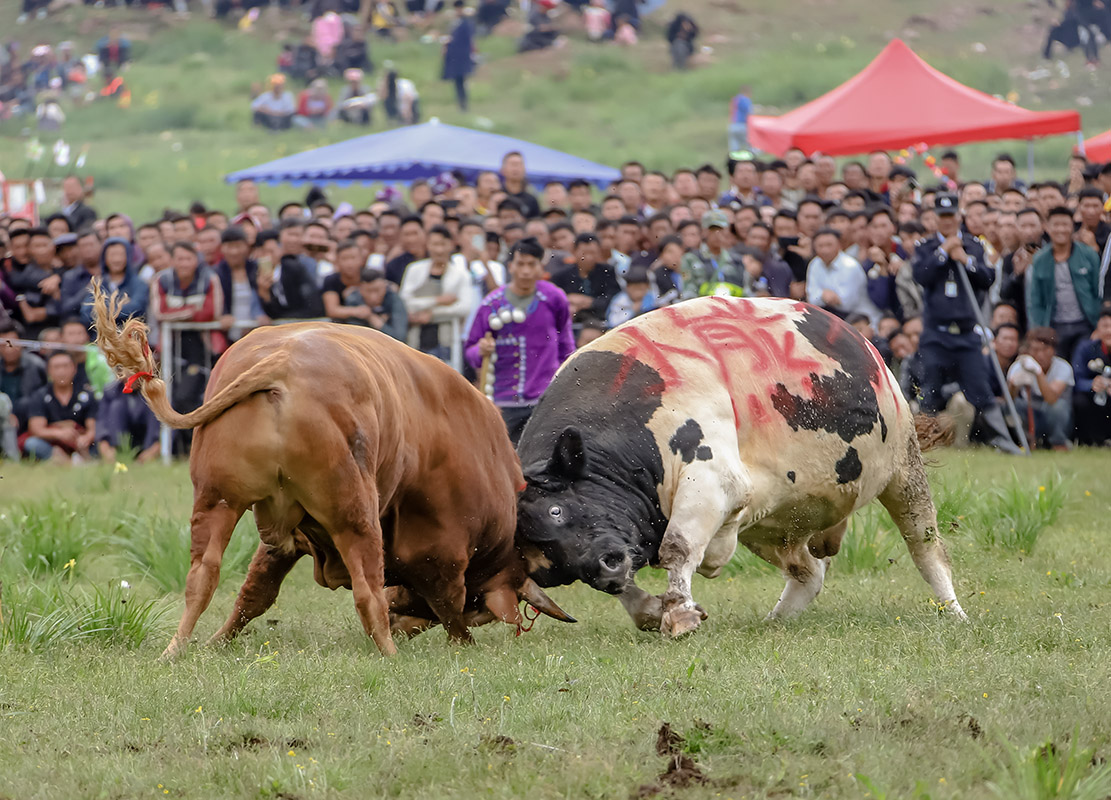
[150,242,224,418]
[294,78,334,129]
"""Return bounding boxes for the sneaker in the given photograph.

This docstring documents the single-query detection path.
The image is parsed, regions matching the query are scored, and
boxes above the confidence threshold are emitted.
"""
[17,13,28,23]
[36,8,47,18]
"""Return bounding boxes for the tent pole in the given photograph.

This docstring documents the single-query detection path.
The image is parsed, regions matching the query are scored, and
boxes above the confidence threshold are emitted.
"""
[1076,130,1086,158]
[1027,139,1035,183]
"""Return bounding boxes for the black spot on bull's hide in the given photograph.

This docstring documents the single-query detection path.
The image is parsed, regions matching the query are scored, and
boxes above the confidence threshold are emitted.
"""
[786,470,796,483]
[668,420,713,463]
[835,447,862,484]
[879,412,888,442]
[795,306,881,386]
[770,369,880,442]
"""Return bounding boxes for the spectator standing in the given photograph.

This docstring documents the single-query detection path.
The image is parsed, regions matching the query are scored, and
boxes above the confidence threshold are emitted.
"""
[97,28,131,79]
[60,175,96,231]
[1028,206,1101,359]
[1073,310,1111,446]
[552,233,621,319]
[728,85,753,153]
[465,237,574,443]
[679,211,744,299]
[0,320,47,430]
[500,152,541,219]
[1007,327,1074,450]
[384,216,428,284]
[583,0,612,41]
[323,241,376,324]
[912,193,1020,454]
[606,265,658,328]
[252,74,295,131]
[442,1,476,111]
[344,268,408,340]
[399,226,473,361]
[256,230,325,320]
[214,226,265,343]
[80,238,149,330]
[805,228,877,322]
[151,243,224,417]
[666,12,700,70]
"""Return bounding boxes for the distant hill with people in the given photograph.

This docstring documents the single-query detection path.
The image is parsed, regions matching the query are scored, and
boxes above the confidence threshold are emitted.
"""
[0,0,1105,217]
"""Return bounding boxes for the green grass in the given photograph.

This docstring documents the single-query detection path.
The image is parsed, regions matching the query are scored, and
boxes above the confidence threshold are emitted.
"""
[2,449,1111,798]
[0,0,1105,218]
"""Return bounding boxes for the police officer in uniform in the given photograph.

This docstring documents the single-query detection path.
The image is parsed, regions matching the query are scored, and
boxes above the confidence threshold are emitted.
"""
[912,193,1021,454]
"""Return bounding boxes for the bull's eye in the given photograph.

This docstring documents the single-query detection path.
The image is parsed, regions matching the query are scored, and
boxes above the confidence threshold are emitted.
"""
[548,506,562,519]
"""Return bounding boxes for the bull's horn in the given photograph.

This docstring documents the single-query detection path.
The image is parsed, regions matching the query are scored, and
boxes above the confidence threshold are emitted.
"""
[518,578,576,623]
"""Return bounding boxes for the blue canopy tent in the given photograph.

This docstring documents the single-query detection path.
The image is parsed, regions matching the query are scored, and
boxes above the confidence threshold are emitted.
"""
[225,120,620,187]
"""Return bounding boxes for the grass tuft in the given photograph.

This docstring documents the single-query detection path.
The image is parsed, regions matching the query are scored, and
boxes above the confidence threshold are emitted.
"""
[972,471,1068,555]
[0,498,105,576]
[987,735,1111,800]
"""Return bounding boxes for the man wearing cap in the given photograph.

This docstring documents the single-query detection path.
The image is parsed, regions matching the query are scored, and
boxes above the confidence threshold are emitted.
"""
[679,210,746,300]
[251,74,295,131]
[912,193,1022,454]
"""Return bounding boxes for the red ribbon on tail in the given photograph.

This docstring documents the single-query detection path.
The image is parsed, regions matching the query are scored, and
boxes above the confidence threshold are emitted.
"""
[123,371,153,394]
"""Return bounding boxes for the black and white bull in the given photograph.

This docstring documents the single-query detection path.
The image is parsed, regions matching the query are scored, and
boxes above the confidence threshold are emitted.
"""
[515,297,966,637]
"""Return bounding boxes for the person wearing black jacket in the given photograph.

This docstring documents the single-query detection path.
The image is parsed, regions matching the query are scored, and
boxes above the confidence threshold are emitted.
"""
[551,233,621,321]
[666,12,699,70]
[255,229,323,320]
[912,193,1020,454]
[214,226,264,342]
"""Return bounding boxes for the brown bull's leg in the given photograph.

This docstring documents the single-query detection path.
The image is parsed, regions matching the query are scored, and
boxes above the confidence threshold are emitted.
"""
[413,570,473,644]
[483,586,523,631]
[205,542,303,647]
[161,496,245,661]
[386,586,439,638]
[332,523,397,656]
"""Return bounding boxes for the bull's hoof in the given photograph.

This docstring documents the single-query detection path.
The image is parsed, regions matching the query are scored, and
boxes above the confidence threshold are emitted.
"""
[661,605,704,638]
[157,638,188,663]
[629,595,664,631]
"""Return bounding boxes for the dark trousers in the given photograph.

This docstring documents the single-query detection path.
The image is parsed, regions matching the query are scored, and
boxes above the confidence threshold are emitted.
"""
[500,406,533,446]
[1075,392,1111,445]
[253,110,291,130]
[1053,320,1093,361]
[453,76,468,110]
[919,330,993,413]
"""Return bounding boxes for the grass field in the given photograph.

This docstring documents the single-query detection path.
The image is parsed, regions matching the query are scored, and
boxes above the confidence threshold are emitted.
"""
[3,449,1111,799]
[1,0,1108,218]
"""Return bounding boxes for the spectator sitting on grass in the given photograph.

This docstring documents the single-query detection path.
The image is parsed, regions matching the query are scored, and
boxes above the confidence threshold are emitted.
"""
[378,65,419,124]
[338,68,373,125]
[252,74,295,131]
[23,351,97,464]
[294,78,334,128]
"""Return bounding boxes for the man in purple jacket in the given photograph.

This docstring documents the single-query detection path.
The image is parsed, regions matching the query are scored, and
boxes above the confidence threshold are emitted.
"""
[465,237,575,444]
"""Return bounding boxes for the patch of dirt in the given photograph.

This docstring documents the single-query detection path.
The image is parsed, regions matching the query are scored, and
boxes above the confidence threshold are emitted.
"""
[478,735,517,754]
[636,724,709,797]
[960,714,984,739]
[412,713,440,729]
[655,723,683,757]
[224,734,270,751]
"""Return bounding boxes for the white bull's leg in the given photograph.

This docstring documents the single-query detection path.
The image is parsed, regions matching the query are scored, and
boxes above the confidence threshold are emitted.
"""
[878,437,967,620]
[766,550,830,620]
[657,472,738,638]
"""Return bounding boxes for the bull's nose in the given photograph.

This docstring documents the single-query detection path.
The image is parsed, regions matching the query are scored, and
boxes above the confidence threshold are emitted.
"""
[596,553,629,593]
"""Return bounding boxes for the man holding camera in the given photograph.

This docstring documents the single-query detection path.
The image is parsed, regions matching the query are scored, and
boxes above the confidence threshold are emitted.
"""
[912,193,1021,454]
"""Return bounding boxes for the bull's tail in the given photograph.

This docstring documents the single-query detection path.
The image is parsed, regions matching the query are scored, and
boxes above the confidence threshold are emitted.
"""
[913,413,954,452]
[92,279,288,430]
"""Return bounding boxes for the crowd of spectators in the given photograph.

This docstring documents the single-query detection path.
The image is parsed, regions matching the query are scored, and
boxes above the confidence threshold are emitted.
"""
[5,146,1111,463]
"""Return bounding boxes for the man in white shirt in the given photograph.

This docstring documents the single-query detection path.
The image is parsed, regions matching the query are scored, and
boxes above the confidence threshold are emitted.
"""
[805,228,879,323]
[1007,326,1074,450]
[399,226,473,362]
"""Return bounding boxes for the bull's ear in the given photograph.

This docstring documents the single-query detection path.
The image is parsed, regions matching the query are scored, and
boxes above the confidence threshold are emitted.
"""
[549,427,587,480]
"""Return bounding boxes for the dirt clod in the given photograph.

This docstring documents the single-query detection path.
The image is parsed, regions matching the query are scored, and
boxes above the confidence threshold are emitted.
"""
[479,734,516,753]
[655,723,683,756]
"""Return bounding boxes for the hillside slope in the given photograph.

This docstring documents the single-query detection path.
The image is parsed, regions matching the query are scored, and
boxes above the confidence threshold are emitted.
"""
[0,0,1101,218]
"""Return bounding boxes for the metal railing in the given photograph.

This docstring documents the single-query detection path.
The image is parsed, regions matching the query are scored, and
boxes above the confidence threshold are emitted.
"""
[156,317,463,463]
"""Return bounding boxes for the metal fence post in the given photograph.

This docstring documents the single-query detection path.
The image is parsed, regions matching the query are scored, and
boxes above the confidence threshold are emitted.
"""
[159,320,174,465]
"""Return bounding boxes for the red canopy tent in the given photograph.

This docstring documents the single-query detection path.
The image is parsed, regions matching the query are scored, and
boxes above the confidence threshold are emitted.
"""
[748,39,1081,157]
[1080,129,1111,163]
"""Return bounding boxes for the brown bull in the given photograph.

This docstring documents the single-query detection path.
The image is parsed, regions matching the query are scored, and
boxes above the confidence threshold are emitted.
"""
[91,283,572,658]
